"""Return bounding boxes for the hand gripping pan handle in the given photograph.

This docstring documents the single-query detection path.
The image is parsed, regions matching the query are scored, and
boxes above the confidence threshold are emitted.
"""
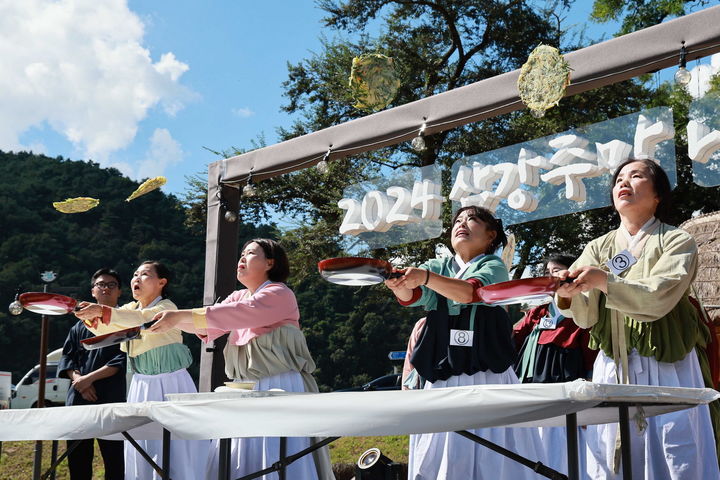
[80,320,157,350]
[476,276,572,306]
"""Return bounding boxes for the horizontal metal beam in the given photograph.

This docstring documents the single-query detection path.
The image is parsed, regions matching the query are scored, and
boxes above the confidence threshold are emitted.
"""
[212,5,720,185]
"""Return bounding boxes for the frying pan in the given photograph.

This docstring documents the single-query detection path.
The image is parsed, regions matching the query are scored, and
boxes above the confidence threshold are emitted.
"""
[318,257,404,286]
[16,292,153,350]
[318,259,570,304]
[80,321,156,350]
[19,292,107,328]
[477,276,571,306]
[18,292,79,315]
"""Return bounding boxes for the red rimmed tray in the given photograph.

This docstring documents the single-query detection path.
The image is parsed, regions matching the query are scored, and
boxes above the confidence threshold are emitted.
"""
[318,257,402,286]
[478,276,567,305]
[19,292,78,315]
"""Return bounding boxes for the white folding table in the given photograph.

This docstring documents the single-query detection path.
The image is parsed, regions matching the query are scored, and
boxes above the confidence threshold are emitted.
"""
[2,381,717,480]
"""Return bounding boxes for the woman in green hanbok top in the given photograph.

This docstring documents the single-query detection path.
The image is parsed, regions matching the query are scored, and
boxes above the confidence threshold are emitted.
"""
[555,158,719,480]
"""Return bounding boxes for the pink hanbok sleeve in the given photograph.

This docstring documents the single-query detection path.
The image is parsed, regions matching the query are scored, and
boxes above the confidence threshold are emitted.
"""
[402,317,426,389]
[198,283,300,343]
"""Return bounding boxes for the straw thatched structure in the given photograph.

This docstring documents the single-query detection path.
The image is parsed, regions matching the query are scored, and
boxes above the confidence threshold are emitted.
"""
[681,210,720,322]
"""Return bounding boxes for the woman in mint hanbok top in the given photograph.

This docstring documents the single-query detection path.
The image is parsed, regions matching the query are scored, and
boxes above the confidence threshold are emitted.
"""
[385,206,546,480]
[555,158,719,480]
[76,261,208,480]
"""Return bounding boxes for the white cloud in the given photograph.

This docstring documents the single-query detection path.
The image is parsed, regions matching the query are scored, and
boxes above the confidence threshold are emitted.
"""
[137,128,184,179]
[232,107,255,118]
[155,52,189,82]
[688,53,720,99]
[0,0,192,163]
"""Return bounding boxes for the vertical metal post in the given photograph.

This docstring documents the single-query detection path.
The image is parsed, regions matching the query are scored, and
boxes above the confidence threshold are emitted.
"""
[618,405,633,480]
[162,428,171,480]
[279,437,287,480]
[565,413,579,480]
[33,282,50,480]
[49,440,58,480]
[218,438,231,480]
[199,168,240,393]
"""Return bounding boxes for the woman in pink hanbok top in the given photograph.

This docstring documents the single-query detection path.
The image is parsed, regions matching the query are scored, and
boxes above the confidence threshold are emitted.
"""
[150,238,333,480]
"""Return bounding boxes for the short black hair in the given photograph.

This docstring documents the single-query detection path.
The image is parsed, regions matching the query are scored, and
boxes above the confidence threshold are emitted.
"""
[241,238,290,283]
[451,206,508,255]
[543,253,576,271]
[90,268,122,288]
[610,158,672,222]
[139,260,171,298]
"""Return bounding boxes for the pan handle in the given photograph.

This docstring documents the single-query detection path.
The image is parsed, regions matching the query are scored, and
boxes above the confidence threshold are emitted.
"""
[141,320,157,330]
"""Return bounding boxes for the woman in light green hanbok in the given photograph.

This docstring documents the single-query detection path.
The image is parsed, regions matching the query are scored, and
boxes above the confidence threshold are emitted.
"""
[555,158,719,480]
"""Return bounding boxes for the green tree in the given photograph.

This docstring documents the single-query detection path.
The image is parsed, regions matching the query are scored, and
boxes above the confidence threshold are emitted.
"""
[591,0,713,34]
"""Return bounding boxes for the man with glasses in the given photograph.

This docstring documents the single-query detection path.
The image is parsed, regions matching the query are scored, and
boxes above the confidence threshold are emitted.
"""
[57,268,126,480]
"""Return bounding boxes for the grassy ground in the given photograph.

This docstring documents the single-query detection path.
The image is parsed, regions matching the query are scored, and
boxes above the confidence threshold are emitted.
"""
[0,440,101,479]
[0,436,408,478]
[329,435,409,465]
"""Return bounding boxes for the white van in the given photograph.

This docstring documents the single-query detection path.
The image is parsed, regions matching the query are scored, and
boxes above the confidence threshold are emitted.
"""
[0,371,11,409]
[11,348,71,409]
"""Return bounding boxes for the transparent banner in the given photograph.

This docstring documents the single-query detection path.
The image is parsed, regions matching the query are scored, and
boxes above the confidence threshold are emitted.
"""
[338,163,443,249]
[688,94,720,187]
[450,107,677,225]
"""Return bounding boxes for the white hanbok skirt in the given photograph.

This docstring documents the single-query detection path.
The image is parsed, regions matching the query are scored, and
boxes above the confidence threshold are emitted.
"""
[408,368,548,480]
[205,370,320,480]
[586,348,719,480]
[538,424,590,479]
[124,369,211,480]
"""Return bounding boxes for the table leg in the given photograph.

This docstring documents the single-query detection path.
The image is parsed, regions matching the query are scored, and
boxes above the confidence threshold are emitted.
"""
[618,405,633,480]
[162,428,171,480]
[218,438,231,480]
[279,437,287,480]
[566,413,579,480]
[49,440,58,480]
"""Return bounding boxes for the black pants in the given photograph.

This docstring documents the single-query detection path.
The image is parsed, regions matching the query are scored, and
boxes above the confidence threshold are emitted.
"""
[67,438,124,480]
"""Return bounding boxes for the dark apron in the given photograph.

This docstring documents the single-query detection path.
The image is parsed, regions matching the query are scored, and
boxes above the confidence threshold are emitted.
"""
[410,293,516,383]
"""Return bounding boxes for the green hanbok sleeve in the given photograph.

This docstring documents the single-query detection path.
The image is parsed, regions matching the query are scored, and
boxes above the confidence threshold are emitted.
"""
[556,236,605,328]
[557,226,698,326]
[603,228,697,322]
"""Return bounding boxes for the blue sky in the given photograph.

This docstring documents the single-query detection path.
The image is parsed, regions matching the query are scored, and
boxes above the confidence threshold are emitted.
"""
[1,1,716,198]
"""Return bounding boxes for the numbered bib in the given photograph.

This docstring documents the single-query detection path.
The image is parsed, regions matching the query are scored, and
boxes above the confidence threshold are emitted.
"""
[449,329,474,347]
[539,312,562,330]
[606,249,637,275]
